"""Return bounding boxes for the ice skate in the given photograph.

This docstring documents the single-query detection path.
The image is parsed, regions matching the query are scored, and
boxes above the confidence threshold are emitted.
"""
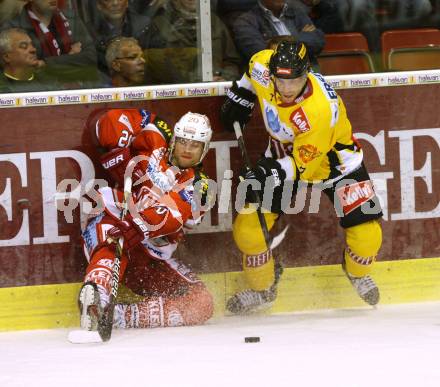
[342,263,380,306]
[78,282,104,331]
[226,286,277,314]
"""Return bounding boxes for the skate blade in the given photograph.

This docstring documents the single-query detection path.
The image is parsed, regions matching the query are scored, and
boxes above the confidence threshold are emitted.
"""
[68,330,103,344]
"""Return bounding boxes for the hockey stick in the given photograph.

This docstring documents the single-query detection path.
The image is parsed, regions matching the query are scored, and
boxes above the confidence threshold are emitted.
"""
[98,171,132,341]
[68,171,133,344]
[232,121,288,271]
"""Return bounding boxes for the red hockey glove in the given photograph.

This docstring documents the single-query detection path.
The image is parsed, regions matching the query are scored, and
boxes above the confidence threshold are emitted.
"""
[106,214,148,252]
[100,147,131,187]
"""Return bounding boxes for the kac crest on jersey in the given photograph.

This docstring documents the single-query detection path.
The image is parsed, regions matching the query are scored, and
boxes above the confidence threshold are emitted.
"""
[263,101,294,142]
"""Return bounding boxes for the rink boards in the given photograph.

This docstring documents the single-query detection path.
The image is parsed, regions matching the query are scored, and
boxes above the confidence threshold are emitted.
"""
[0,72,439,330]
[1,257,440,331]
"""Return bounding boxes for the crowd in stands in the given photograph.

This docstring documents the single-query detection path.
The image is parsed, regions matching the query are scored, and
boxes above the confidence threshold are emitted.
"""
[0,0,439,93]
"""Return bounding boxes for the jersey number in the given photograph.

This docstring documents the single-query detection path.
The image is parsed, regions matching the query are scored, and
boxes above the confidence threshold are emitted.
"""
[117,130,132,148]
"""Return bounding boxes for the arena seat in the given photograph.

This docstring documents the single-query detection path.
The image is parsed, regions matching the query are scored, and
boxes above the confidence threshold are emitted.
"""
[318,33,374,75]
[323,33,370,52]
[388,47,440,71]
[318,52,375,75]
[381,28,440,69]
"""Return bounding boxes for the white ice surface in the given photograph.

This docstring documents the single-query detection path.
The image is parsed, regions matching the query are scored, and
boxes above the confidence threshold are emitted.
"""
[1,302,440,387]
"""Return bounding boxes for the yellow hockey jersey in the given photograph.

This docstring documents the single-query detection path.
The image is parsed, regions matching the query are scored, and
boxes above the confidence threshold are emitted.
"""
[238,49,363,183]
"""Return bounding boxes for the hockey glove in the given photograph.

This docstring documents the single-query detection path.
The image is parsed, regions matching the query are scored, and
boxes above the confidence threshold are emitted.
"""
[240,158,287,213]
[220,81,256,132]
[107,214,148,252]
[100,147,131,187]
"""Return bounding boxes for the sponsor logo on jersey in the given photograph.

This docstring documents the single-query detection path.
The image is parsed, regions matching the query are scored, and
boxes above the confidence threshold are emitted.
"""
[245,251,271,268]
[290,107,311,133]
[251,62,270,87]
[336,180,375,215]
[297,144,322,163]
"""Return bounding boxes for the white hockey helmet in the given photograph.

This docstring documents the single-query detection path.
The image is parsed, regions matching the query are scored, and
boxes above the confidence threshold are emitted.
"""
[170,112,212,166]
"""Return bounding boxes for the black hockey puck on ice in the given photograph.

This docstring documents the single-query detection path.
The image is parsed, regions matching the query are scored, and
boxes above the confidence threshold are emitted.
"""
[244,336,260,343]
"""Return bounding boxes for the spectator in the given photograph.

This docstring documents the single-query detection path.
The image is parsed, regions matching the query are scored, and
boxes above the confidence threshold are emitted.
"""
[104,37,146,87]
[0,0,27,26]
[380,0,432,29]
[128,0,175,16]
[3,0,98,87]
[0,27,55,92]
[146,0,241,84]
[232,0,325,65]
[299,0,380,53]
[85,0,152,72]
[297,0,344,33]
[214,0,257,30]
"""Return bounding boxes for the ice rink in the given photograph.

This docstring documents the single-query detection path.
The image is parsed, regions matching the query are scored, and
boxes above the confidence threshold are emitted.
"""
[1,302,440,387]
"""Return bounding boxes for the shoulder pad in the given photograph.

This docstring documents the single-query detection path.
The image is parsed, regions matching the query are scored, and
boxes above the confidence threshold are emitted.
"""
[152,116,173,142]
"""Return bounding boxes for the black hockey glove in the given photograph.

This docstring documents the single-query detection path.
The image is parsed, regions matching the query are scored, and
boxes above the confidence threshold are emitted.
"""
[240,158,288,213]
[220,81,256,132]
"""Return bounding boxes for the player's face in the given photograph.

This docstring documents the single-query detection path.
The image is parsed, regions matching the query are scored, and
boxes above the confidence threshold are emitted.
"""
[4,32,38,69]
[172,137,204,168]
[114,42,145,85]
[274,74,307,104]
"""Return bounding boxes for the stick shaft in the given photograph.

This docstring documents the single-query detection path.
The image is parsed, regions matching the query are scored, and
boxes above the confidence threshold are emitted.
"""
[233,121,271,249]
[98,172,133,342]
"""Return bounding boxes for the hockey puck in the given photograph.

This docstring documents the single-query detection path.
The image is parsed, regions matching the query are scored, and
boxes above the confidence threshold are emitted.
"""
[244,336,260,343]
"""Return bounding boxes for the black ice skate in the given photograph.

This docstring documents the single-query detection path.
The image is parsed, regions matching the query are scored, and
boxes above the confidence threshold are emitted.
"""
[342,263,380,306]
[78,282,102,331]
[226,286,277,314]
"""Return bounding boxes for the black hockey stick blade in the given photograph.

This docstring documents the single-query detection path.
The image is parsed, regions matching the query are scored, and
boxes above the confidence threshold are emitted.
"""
[97,306,115,342]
